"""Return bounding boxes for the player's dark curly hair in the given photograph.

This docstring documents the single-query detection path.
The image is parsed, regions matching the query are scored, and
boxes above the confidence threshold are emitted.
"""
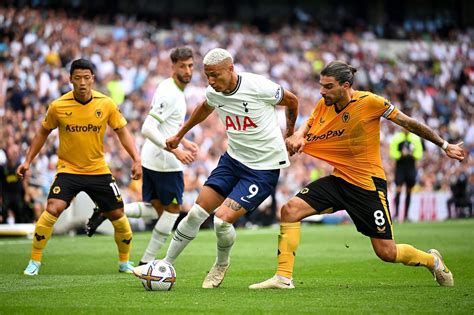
[321,60,357,86]
[170,47,194,64]
[70,59,95,76]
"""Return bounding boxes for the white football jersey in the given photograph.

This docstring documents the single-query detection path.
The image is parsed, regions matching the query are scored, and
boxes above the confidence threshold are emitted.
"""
[141,78,186,172]
[206,72,290,170]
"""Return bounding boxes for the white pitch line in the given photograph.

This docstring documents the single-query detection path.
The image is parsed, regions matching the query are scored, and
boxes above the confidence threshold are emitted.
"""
[0,240,33,246]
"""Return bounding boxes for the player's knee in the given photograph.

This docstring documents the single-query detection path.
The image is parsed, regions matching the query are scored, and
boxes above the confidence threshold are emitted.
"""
[280,200,299,223]
[375,246,397,262]
[214,216,235,242]
[186,204,209,225]
[214,215,232,230]
[45,201,66,217]
[105,208,125,221]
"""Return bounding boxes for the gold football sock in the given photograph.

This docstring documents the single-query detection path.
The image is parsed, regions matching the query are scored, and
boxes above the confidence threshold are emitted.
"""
[276,222,301,279]
[31,211,58,262]
[395,244,435,269]
[111,215,133,262]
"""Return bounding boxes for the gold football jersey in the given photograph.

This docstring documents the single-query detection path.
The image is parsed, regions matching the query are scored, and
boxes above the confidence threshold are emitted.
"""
[304,91,398,190]
[42,90,127,175]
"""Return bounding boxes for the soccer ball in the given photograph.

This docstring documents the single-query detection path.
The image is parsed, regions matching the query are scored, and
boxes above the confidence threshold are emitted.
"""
[136,260,176,291]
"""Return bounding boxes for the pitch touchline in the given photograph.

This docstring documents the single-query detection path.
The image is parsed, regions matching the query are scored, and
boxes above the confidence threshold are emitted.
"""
[0,240,34,246]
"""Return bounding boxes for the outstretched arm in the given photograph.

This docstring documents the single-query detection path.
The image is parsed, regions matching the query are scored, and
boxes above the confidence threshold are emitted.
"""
[17,126,51,178]
[166,100,214,150]
[278,89,299,138]
[390,110,465,161]
[115,127,142,180]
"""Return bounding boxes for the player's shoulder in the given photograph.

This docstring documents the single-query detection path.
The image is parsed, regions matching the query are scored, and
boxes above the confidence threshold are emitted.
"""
[92,89,112,100]
[239,72,279,96]
[156,77,174,90]
[161,77,176,86]
[53,90,74,104]
[240,72,264,80]
[156,78,182,97]
[91,90,119,108]
[355,90,386,102]
[239,72,273,86]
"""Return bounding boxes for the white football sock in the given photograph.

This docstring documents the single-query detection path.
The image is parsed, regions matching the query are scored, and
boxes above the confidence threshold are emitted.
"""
[164,204,209,264]
[214,215,236,266]
[124,202,158,219]
[141,211,180,263]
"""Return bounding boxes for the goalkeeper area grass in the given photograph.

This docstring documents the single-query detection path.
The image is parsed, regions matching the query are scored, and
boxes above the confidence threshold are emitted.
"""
[1,219,473,314]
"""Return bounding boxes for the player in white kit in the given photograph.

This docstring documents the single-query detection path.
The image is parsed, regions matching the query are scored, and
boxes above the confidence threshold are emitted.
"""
[124,47,198,265]
[140,48,299,288]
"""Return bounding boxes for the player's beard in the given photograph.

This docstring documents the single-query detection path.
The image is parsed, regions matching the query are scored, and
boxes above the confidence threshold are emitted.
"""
[323,96,337,106]
[176,73,191,85]
[323,90,343,106]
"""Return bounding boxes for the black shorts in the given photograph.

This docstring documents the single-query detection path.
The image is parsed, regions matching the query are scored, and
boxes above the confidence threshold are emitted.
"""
[394,167,417,187]
[296,175,393,239]
[48,173,124,211]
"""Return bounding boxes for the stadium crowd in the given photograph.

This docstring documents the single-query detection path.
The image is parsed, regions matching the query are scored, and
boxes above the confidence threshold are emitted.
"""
[1,6,473,225]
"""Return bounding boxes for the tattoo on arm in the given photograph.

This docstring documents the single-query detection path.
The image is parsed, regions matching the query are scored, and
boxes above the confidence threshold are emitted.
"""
[394,112,444,147]
[285,107,297,136]
[224,199,243,211]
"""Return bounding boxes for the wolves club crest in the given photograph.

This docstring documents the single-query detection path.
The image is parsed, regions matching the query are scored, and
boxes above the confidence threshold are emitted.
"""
[342,112,350,123]
[95,109,103,118]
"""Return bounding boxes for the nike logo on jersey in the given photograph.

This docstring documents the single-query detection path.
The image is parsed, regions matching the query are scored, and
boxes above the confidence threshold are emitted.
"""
[218,104,225,108]
[65,112,72,116]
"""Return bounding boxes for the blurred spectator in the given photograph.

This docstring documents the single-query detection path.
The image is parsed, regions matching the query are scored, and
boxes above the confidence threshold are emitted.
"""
[447,168,472,218]
[1,6,472,227]
[0,144,34,223]
[389,129,424,221]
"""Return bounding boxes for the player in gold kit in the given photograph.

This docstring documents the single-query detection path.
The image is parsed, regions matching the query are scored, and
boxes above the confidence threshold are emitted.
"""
[18,59,142,275]
[250,60,465,289]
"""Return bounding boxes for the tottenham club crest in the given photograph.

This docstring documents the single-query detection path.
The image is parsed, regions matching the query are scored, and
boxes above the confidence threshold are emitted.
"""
[342,112,350,123]
[242,102,249,113]
[95,109,103,118]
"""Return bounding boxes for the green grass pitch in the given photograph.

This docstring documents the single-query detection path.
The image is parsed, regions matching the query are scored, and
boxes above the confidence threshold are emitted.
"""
[1,219,473,314]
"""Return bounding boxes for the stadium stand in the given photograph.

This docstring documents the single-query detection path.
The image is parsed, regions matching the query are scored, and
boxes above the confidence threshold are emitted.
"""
[0,5,472,230]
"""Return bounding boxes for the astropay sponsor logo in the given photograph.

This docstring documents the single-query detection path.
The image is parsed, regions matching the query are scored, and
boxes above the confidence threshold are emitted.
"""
[305,129,345,142]
[65,124,102,133]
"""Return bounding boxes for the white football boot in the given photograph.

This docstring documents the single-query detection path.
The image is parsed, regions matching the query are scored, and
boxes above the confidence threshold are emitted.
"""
[249,275,295,289]
[427,249,454,287]
[24,260,41,276]
[202,263,230,288]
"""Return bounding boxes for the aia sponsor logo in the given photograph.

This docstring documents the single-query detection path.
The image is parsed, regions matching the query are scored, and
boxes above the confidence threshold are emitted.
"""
[225,116,257,131]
